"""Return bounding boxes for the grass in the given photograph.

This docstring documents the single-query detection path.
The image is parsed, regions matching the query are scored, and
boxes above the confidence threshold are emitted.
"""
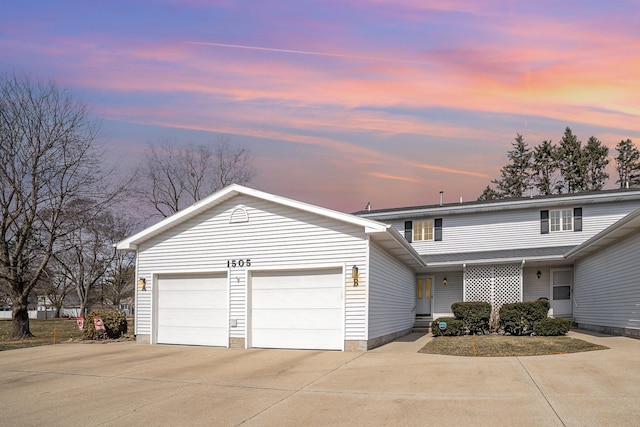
[419,334,608,357]
[0,318,85,351]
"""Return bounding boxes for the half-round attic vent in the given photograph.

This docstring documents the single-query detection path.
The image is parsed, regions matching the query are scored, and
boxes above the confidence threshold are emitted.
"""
[229,207,249,224]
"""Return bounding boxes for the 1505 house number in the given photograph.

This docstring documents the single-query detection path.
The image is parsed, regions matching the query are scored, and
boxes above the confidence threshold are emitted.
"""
[227,259,251,268]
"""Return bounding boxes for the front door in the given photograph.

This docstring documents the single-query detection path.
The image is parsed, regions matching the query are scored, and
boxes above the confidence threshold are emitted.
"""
[416,277,433,316]
[550,269,573,317]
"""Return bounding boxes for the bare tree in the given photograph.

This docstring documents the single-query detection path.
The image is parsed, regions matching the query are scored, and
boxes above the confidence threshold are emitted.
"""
[54,202,126,317]
[140,137,256,217]
[103,254,135,308]
[0,72,118,338]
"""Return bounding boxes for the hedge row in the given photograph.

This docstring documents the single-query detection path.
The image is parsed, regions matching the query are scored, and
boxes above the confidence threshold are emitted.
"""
[431,300,569,337]
[499,300,550,336]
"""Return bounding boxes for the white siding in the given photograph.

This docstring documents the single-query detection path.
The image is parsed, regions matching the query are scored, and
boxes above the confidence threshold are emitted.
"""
[523,267,550,301]
[433,271,463,317]
[368,240,415,339]
[574,233,640,331]
[135,194,368,340]
[389,201,639,255]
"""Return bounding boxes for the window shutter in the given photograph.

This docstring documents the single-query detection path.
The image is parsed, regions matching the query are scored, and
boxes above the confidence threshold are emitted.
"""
[404,221,412,242]
[434,218,443,241]
[573,207,582,232]
[540,210,549,234]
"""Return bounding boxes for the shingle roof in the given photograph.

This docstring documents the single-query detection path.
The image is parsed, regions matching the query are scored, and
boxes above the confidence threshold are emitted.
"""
[423,245,576,265]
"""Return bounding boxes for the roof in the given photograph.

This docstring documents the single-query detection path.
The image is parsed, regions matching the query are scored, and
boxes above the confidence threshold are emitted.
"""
[423,246,575,268]
[565,208,640,260]
[116,184,426,269]
[355,188,640,221]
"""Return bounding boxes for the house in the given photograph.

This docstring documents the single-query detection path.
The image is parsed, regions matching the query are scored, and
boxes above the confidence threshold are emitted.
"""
[117,186,640,351]
[116,185,424,351]
[565,208,640,338]
[357,189,640,328]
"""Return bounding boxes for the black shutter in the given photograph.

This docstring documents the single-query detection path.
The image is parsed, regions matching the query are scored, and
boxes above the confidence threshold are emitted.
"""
[540,210,549,234]
[434,218,443,241]
[574,207,582,232]
[404,221,412,242]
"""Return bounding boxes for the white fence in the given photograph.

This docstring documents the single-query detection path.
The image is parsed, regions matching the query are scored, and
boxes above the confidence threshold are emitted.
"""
[0,309,57,320]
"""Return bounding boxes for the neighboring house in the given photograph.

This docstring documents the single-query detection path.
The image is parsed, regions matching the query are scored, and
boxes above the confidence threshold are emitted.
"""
[357,189,640,333]
[117,186,640,351]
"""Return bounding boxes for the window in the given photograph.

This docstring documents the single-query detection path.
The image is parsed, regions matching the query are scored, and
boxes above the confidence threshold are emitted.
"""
[413,220,433,241]
[541,208,582,234]
[550,209,573,232]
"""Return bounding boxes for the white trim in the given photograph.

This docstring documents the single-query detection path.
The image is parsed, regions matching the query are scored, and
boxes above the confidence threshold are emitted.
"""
[364,237,370,341]
[117,184,389,250]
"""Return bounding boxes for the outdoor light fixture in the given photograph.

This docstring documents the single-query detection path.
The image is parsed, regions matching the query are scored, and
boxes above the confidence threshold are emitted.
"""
[443,277,447,286]
[537,270,542,279]
[138,277,147,291]
[352,265,359,287]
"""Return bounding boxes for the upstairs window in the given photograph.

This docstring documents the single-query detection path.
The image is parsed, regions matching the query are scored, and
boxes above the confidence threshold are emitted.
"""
[541,208,582,234]
[413,220,433,241]
[405,219,443,242]
[550,209,572,232]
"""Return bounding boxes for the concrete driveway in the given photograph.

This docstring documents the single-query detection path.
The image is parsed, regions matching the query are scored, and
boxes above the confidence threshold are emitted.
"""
[1,330,639,426]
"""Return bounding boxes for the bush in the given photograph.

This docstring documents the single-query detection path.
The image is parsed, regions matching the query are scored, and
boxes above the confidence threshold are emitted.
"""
[431,317,466,337]
[499,300,550,336]
[534,317,571,336]
[82,309,128,340]
[451,301,491,334]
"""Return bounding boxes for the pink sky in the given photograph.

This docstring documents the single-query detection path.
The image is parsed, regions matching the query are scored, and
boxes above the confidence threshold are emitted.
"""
[2,1,639,212]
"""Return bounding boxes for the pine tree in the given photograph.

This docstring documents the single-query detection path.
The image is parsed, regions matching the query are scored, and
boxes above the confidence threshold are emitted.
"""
[557,127,586,193]
[615,139,640,188]
[491,134,533,198]
[531,140,560,195]
[583,136,609,191]
[477,185,500,201]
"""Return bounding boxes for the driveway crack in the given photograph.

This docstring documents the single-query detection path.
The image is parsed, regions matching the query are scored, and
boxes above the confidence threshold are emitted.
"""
[236,352,366,425]
[517,357,566,427]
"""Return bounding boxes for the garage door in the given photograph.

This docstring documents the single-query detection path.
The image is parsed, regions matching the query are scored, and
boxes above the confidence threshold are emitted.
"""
[156,273,228,346]
[250,269,343,350]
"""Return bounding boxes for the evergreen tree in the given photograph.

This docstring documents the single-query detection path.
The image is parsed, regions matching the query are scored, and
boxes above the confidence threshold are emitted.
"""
[583,136,609,191]
[615,139,640,188]
[491,134,533,198]
[477,185,500,201]
[531,140,560,195]
[556,127,586,193]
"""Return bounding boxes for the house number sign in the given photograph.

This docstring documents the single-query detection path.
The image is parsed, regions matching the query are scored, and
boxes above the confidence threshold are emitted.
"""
[227,259,251,268]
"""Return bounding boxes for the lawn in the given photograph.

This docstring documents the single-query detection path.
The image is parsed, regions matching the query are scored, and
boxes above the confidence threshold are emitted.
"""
[419,334,608,357]
[0,318,86,351]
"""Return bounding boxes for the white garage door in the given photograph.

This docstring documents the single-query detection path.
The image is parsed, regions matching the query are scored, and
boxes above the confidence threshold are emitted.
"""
[156,273,228,346]
[250,269,343,350]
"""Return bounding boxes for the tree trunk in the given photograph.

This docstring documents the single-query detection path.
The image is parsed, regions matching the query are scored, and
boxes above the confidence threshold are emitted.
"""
[12,297,33,339]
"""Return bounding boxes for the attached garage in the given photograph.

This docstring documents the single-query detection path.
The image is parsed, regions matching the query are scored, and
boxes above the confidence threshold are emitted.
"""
[249,269,343,350]
[117,184,424,351]
[156,273,228,346]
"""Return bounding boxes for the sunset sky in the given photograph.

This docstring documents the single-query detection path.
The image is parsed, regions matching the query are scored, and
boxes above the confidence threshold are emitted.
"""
[2,1,639,212]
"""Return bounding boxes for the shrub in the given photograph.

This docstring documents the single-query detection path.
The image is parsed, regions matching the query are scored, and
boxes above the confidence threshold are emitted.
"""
[431,317,466,337]
[499,300,550,336]
[83,309,128,340]
[534,317,572,336]
[451,301,491,334]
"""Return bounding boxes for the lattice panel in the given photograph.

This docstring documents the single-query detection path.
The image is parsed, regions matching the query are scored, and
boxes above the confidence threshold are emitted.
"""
[464,265,493,304]
[464,264,522,309]
[494,264,522,308]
